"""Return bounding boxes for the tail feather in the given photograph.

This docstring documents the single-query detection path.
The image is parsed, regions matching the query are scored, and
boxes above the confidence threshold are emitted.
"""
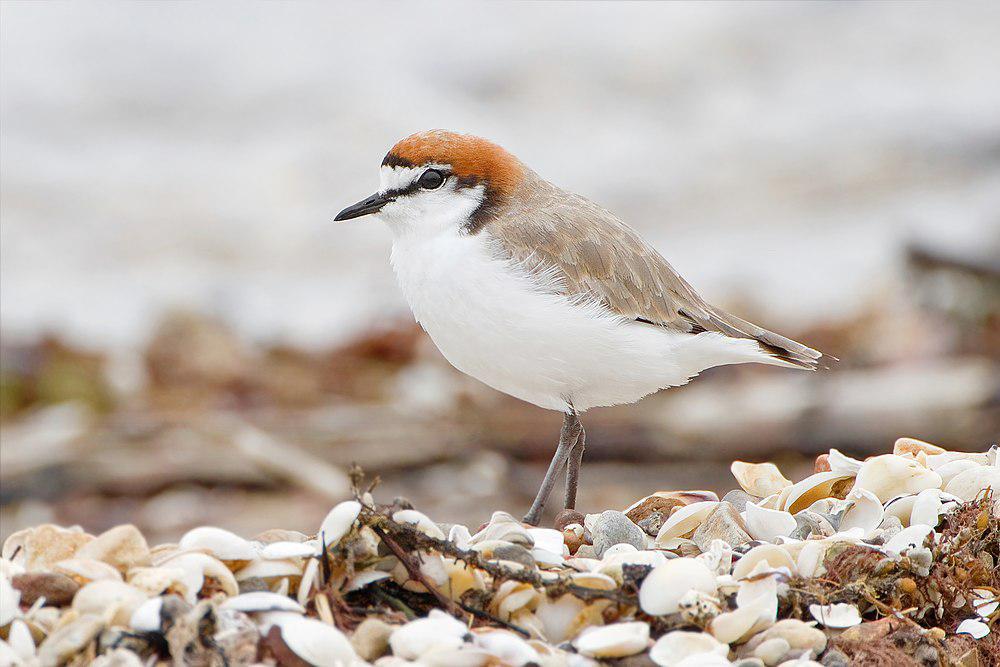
[701,310,832,371]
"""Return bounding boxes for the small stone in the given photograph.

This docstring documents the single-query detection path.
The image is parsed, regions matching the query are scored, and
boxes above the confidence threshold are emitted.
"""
[814,454,831,473]
[893,437,946,457]
[746,620,826,659]
[637,511,664,536]
[492,543,536,567]
[554,509,585,531]
[820,649,850,667]
[13,572,80,607]
[722,489,754,513]
[575,544,598,559]
[591,510,645,558]
[733,660,766,667]
[754,637,791,665]
[692,502,751,550]
[350,618,394,661]
[837,617,903,644]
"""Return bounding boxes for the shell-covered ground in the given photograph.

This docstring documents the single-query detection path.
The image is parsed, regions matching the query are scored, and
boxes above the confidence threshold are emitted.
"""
[1,437,998,667]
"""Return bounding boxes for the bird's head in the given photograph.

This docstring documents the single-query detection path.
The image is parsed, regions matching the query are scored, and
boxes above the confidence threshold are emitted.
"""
[334,130,525,235]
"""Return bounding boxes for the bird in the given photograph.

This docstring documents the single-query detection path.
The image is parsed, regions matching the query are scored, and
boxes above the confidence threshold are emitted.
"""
[335,130,828,526]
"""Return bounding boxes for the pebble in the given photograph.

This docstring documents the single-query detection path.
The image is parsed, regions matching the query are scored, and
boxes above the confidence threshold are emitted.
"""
[820,649,850,667]
[692,502,751,550]
[591,510,646,558]
[350,617,394,661]
[492,543,536,568]
[753,637,790,666]
[745,620,826,659]
[554,509,585,531]
[722,489,754,513]
[13,572,80,607]
[637,511,665,536]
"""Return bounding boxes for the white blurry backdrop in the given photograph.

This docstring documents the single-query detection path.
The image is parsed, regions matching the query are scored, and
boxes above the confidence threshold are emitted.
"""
[3,1,999,354]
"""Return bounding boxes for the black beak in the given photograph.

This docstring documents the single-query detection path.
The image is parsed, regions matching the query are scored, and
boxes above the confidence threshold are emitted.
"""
[334,192,393,221]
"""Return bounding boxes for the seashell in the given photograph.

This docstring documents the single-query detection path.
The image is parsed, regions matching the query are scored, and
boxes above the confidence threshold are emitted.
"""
[1,573,21,626]
[743,618,826,659]
[441,559,486,601]
[655,502,719,545]
[678,589,722,625]
[36,613,104,665]
[796,541,830,578]
[731,461,792,498]
[473,629,540,666]
[74,526,150,576]
[934,460,980,487]
[448,524,473,550]
[345,569,392,593]
[72,580,148,627]
[884,524,934,555]
[235,557,302,581]
[570,571,619,591]
[129,597,163,632]
[709,597,770,644]
[910,488,945,527]
[649,630,729,667]
[972,589,999,619]
[2,524,94,571]
[318,500,362,548]
[534,594,606,644]
[925,451,990,470]
[222,591,305,614]
[744,502,796,542]
[158,552,239,602]
[852,455,942,503]
[626,491,719,520]
[955,618,990,639]
[260,541,319,560]
[732,544,795,580]
[894,437,946,457]
[53,558,123,584]
[782,472,854,514]
[598,549,669,583]
[469,512,533,547]
[808,602,862,628]
[838,488,884,537]
[297,558,319,606]
[178,527,257,562]
[573,621,649,658]
[753,636,790,664]
[392,509,446,539]
[491,581,541,621]
[127,566,186,597]
[5,619,35,661]
[269,614,359,665]
[827,449,863,476]
[389,609,469,659]
[944,466,1000,502]
[639,557,717,616]
[527,528,566,566]
[254,529,309,544]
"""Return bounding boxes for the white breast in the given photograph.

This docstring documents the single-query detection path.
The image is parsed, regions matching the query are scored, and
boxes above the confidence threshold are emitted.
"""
[389,228,767,412]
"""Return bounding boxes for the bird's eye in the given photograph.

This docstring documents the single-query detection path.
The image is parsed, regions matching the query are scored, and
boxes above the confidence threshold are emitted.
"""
[417,169,445,190]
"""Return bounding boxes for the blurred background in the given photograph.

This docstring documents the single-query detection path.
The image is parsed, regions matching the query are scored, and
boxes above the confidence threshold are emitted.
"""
[2,2,998,543]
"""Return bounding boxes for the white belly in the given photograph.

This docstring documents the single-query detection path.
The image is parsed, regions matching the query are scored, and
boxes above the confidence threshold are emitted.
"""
[390,230,764,412]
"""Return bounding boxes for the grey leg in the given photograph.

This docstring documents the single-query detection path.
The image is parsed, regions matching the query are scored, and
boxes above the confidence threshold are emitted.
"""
[564,425,586,510]
[522,412,582,525]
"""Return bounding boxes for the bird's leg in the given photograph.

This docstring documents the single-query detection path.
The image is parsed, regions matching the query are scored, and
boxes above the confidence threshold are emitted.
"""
[564,424,586,510]
[522,411,582,526]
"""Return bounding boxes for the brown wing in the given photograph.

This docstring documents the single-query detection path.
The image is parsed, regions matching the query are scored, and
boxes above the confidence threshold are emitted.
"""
[486,177,826,369]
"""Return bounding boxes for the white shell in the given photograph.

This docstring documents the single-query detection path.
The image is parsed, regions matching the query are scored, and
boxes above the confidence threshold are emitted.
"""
[852,455,942,503]
[1,573,21,626]
[639,558,717,616]
[5,619,35,661]
[910,489,945,527]
[318,501,362,547]
[827,449,863,475]
[53,558,123,583]
[731,461,792,498]
[808,603,862,628]
[129,597,164,632]
[157,552,239,602]
[838,488,884,537]
[389,609,469,659]
[732,544,795,580]
[955,618,990,639]
[345,570,392,593]
[781,472,854,514]
[468,512,533,547]
[260,541,319,560]
[392,509,446,539]
[972,589,999,619]
[649,630,729,667]
[272,614,358,666]
[178,526,257,561]
[72,580,148,626]
[573,621,649,658]
[221,592,305,613]
[884,524,934,555]
[655,502,719,545]
[473,629,539,666]
[944,466,1000,502]
[744,501,796,542]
